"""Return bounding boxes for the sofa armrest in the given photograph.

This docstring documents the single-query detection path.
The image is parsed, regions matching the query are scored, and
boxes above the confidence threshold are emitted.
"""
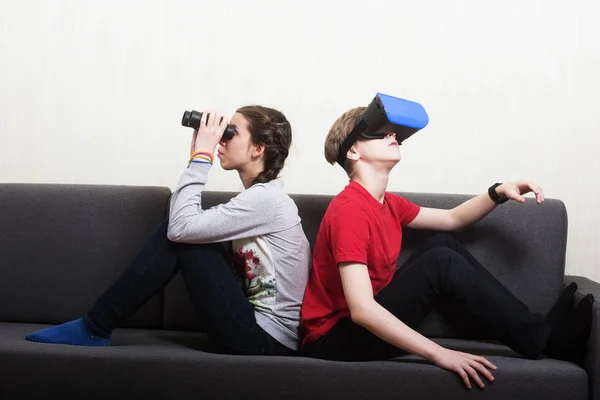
[564,275,600,400]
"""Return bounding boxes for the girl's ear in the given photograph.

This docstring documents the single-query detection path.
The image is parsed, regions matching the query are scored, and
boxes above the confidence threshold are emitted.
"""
[252,143,265,158]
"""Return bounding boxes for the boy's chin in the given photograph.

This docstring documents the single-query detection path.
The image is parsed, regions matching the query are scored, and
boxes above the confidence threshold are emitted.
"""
[384,158,401,169]
[383,155,401,163]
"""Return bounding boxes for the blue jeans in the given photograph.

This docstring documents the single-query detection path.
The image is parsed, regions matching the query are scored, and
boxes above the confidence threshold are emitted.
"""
[84,219,294,356]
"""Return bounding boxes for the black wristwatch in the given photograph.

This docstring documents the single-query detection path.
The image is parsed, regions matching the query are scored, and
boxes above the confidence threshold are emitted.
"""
[488,183,509,204]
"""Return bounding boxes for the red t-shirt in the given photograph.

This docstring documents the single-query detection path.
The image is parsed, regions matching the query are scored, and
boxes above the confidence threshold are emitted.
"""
[301,180,421,346]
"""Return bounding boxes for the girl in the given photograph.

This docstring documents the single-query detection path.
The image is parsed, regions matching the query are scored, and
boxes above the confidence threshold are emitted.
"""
[26,106,311,356]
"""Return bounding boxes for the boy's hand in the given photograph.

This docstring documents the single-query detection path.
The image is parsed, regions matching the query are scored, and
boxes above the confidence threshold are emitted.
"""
[497,180,544,204]
[432,348,497,389]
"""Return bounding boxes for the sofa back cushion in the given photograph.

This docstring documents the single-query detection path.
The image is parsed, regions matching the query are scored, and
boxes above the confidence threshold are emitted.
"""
[0,183,170,328]
[1,183,566,340]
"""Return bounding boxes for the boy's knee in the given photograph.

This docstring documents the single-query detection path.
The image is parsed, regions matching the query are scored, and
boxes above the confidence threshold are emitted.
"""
[425,233,456,248]
[422,247,458,263]
[421,248,469,274]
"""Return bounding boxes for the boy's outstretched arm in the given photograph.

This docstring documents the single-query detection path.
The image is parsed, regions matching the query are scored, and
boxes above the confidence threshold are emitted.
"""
[406,180,545,231]
[340,261,497,390]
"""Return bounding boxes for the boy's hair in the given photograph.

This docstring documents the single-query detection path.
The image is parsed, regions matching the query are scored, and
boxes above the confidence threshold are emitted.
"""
[324,106,367,174]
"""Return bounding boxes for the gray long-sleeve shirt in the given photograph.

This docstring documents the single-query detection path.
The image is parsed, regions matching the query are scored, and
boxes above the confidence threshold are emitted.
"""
[167,162,311,350]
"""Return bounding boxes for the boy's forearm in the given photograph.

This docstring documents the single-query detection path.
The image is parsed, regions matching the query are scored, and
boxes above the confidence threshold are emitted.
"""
[351,301,444,362]
[450,193,497,230]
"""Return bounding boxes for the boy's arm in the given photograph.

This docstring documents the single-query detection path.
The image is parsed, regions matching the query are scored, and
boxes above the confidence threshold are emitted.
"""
[339,261,497,389]
[406,180,545,231]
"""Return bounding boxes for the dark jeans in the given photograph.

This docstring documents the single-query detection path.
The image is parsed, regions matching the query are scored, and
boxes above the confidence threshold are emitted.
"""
[84,218,294,356]
[304,233,551,361]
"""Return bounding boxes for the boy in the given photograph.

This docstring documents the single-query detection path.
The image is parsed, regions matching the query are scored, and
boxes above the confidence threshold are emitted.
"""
[301,106,593,390]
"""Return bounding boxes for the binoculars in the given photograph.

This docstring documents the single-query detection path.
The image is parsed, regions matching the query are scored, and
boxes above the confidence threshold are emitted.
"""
[181,110,235,141]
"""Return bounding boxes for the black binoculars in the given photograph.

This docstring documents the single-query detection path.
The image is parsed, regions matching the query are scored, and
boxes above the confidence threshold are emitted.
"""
[181,110,235,141]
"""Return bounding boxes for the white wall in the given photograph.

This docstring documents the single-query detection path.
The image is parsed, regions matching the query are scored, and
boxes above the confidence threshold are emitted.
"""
[1,0,599,281]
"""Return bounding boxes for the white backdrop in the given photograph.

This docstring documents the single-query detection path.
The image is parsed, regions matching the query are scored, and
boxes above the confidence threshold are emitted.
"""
[1,0,599,281]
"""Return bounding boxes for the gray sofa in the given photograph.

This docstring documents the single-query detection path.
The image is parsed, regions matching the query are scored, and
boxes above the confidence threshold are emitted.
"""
[0,183,598,400]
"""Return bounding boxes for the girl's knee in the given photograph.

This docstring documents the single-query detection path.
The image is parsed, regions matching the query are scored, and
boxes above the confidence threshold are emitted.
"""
[176,242,224,257]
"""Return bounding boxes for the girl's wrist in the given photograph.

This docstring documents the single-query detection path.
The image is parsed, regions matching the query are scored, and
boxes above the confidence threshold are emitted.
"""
[188,150,214,167]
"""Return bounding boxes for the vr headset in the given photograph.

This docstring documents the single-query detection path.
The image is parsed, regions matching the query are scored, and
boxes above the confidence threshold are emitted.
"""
[337,93,429,167]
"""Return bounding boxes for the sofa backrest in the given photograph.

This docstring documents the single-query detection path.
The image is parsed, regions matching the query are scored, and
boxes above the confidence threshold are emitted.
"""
[1,184,568,339]
[0,183,170,329]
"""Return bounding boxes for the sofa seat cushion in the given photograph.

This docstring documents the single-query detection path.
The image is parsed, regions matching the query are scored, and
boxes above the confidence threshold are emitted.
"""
[0,323,587,400]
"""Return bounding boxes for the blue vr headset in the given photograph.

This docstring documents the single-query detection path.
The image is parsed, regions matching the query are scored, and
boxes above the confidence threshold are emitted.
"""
[337,93,429,167]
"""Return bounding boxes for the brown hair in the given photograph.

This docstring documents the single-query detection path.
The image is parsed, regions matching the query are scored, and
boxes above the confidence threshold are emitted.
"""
[324,106,366,174]
[236,105,292,185]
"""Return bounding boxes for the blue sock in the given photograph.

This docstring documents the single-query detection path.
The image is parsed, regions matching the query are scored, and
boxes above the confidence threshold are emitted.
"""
[25,318,111,346]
